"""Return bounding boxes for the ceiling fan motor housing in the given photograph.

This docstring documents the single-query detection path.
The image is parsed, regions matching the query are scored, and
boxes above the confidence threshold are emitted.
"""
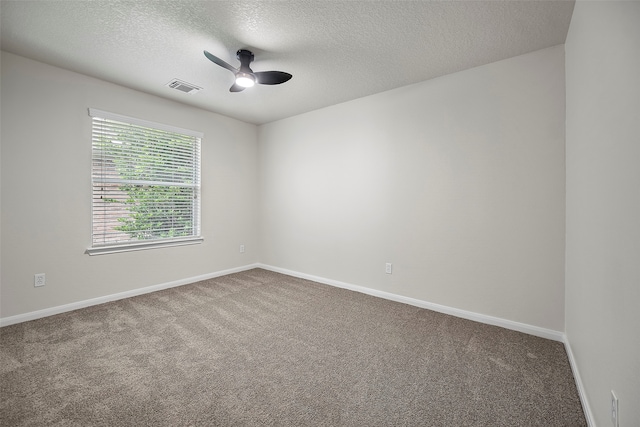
[237,49,255,72]
[237,49,254,61]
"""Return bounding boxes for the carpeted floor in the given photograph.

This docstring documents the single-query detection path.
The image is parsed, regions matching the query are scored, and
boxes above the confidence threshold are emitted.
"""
[1,268,586,426]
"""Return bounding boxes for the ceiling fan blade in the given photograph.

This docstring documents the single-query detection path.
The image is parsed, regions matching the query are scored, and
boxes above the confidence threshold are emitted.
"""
[204,50,237,73]
[229,83,246,92]
[254,71,292,85]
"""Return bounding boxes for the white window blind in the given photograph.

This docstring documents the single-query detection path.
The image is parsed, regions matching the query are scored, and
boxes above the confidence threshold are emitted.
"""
[88,108,202,255]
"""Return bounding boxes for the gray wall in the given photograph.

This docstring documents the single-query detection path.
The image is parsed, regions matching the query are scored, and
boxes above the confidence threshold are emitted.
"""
[565,2,640,426]
[258,46,566,332]
[1,52,259,319]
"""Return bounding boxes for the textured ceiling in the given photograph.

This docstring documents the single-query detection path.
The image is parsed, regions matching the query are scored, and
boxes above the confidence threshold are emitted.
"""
[0,1,575,125]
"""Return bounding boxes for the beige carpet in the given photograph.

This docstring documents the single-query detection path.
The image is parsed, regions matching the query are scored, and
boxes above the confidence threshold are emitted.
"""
[1,268,586,426]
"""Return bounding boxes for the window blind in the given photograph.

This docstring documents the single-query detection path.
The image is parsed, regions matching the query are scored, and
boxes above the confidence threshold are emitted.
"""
[89,108,202,253]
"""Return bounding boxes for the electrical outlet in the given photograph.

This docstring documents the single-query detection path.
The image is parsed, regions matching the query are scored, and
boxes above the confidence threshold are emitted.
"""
[611,390,619,427]
[34,273,46,287]
[385,263,392,274]
[239,244,245,253]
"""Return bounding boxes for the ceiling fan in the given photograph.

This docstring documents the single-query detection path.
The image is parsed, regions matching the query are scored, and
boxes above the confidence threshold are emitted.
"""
[204,49,292,92]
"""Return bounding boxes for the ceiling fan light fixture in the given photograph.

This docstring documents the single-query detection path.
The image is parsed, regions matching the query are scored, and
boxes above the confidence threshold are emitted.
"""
[235,72,255,88]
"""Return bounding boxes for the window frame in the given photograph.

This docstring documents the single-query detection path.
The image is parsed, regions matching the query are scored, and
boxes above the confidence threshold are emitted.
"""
[86,108,203,256]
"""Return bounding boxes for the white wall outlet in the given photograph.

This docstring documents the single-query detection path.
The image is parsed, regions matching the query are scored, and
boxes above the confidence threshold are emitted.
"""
[239,244,245,253]
[385,263,392,274]
[34,273,46,287]
[611,390,619,427]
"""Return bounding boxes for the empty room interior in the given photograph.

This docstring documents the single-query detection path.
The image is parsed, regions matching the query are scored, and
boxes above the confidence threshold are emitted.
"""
[1,1,638,426]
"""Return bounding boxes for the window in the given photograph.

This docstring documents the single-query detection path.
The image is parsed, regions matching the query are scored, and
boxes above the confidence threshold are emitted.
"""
[88,108,202,255]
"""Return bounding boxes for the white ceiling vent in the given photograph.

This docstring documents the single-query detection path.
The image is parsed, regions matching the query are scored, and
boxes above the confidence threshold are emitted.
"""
[166,79,202,94]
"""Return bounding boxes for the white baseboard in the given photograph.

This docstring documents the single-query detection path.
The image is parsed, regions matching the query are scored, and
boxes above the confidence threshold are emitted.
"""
[563,336,596,427]
[257,263,565,342]
[3,262,565,342]
[0,263,260,327]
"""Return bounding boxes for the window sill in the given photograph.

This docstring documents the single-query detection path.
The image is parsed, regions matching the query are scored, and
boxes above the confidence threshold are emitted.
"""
[86,237,203,256]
